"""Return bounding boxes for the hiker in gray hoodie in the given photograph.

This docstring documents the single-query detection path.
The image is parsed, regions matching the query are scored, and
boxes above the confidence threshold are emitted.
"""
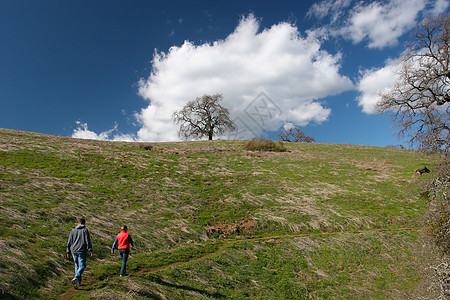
[66,218,93,289]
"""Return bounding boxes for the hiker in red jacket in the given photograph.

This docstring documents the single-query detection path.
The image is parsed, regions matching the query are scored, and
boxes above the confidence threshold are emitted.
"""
[111,225,134,276]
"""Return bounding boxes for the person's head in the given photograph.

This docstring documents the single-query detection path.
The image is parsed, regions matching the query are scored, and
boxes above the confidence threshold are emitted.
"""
[78,218,86,225]
[121,225,127,232]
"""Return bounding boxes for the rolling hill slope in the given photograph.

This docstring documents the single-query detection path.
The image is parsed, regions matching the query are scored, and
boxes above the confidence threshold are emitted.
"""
[0,128,437,299]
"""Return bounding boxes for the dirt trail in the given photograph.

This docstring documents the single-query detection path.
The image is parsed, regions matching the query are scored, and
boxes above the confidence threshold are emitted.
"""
[58,227,418,299]
[58,276,96,300]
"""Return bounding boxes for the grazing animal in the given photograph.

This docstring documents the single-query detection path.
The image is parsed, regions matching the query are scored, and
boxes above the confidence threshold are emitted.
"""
[415,166,430,176]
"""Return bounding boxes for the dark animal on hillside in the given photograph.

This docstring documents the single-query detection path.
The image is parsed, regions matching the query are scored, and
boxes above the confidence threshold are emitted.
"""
[415,166,430,176]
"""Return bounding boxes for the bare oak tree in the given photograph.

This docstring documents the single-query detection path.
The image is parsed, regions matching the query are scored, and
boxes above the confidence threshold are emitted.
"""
[173,94,235,140]
[278,126,315,143]
[377,13,450,150]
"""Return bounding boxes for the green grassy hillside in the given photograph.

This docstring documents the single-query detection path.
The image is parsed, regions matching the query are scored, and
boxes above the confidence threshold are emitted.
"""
[0,128,438,299]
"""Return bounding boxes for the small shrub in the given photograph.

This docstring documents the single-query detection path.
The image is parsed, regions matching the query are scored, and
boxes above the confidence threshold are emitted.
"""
[244,138,287,152]
[138,143,153,151]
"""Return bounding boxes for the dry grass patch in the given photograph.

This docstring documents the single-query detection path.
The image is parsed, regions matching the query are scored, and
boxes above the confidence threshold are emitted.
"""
[309,182,347,199]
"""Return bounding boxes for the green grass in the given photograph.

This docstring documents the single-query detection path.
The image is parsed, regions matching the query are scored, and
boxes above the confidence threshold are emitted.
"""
[0,128,439,299]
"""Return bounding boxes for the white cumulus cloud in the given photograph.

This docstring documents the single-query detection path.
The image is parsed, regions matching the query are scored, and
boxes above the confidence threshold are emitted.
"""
[72,121,136,142]
[430,0,450,16]
[342,0,426,48]
[136,14,354,142]
[307,0,353,24]
[357,59,401,114]
[308,0,448,49]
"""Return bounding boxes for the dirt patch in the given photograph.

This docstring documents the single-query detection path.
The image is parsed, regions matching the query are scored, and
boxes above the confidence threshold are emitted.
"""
[350,159,392,173]
[204,217,259,238]
[57,276,96,300]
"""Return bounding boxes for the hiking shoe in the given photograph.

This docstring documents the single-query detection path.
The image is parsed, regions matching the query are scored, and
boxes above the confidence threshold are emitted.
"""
[72,278,79,290]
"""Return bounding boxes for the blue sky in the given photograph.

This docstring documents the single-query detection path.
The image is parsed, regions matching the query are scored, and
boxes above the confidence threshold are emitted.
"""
[1,0,448,147]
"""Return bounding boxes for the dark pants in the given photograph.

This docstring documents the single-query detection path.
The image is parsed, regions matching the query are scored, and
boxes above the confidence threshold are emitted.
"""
[118,249,130,276]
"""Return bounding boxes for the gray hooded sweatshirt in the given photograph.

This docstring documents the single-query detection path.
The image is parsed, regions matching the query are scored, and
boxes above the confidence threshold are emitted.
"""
[67,224,93,254]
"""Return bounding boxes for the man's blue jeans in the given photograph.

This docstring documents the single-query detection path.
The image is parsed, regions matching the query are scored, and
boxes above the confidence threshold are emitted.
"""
[118,249,130,276]
[72,253,87,284]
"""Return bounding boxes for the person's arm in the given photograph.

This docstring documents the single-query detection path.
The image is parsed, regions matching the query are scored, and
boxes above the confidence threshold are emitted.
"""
[111,237,118,253]
[128,235,134,247]
[66,231,72,258]
[86,230,93,257]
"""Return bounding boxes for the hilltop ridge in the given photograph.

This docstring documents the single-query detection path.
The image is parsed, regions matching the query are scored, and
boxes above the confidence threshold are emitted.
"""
[0,128,437,299]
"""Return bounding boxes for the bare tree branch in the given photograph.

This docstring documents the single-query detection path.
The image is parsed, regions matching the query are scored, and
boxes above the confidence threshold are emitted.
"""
[277,126,315,143]
[377,13,450,150]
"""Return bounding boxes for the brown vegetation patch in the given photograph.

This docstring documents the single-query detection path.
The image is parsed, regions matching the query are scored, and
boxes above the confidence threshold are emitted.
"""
[204,217,259,238]
[245,151,292,159]
[153,146,236,156]
[350,158,397,182]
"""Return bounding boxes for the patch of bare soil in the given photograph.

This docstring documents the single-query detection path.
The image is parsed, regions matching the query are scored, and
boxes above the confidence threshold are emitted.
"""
[57,276,96,300]
[204,217,259,238]
[350,158,392,173]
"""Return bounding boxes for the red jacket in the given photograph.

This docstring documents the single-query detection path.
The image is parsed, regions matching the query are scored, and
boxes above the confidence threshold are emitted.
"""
[113,230,134,250]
